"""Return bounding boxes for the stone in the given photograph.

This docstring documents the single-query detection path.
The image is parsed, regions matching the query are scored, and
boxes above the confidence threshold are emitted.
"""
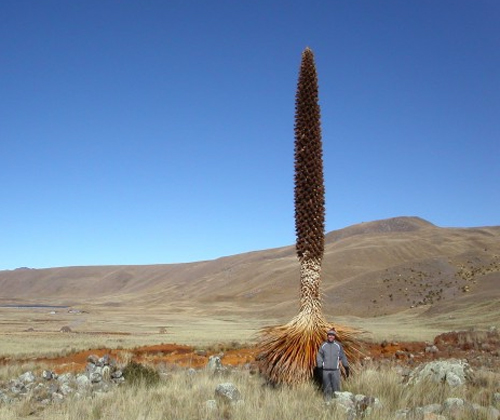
[113,376,125,384]
[408,360,472,387]
[355,393,382,409]
[18,371,36,384]
[76,374,91,389]
[10,381,26,395]
[0,390,12,404]
[445,371,462,387]
[42,370,54,380]
[57,373,73,384]
[87,355,99,364]
[98,355,110,366]
[0,353,127,409]
[90,372,102,383]
[59,383,73,396]
[52,392,64,403]
[207,356,223,373]
[215,383,241,403]
[335,391,354,409]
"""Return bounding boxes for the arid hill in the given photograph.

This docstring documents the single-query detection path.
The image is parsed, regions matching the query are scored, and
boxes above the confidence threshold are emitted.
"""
[1,216,499,325]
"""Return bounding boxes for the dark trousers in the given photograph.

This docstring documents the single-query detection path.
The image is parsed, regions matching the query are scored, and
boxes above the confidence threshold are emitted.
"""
[322,369,341,400]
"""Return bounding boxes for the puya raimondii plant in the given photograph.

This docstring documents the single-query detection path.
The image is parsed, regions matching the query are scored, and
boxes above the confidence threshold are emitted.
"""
[257,47,363,385]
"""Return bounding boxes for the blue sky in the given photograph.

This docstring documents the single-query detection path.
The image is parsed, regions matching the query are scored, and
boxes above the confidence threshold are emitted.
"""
[1,1,498,269]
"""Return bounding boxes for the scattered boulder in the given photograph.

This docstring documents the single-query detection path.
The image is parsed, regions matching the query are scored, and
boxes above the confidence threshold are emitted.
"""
[0,390,12,404]
[76,374,91,389]
[215,382,242,403]
[334,391,355,409]
[327,391,381,418]
[407,359,473,387]
[0,354,124,406]
[42,370,54,380]
[206,355,225,374]
[18,371,36,384]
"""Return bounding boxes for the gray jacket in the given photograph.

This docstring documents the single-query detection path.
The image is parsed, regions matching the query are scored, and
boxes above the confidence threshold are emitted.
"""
[317,340,349,371]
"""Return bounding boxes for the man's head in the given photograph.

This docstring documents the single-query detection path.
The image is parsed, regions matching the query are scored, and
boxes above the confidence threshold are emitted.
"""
[326,329,337,341]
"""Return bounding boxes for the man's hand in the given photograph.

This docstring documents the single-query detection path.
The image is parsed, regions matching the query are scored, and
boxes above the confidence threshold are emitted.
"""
[344,366,350,378]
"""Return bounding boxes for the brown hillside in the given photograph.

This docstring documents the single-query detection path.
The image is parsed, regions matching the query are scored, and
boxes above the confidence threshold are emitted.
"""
[1,217,499,325]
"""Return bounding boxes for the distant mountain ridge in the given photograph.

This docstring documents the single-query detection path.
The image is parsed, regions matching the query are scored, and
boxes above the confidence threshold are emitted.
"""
[1,216,499,321]
[325,216,434,243]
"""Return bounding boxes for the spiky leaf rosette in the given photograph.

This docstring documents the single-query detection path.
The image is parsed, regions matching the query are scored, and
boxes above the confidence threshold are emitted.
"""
[294,47,325,263]
[258,317,364,385]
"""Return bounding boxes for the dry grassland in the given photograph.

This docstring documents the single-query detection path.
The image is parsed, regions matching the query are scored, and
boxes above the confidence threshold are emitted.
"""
[0,305,272,359]
[1,297,499,360]
[1,358,499,420]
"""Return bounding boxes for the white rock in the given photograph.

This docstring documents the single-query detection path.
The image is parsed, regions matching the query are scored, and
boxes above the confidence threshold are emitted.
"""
[60,383,74,396]
[445,371,463,387]
[215,382,241,402]
[42,370,53,380]
[76,374,91,389]
[18,371,36,384]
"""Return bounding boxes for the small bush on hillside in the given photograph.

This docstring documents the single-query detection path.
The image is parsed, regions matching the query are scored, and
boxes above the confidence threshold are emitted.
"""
[122,361,160,387]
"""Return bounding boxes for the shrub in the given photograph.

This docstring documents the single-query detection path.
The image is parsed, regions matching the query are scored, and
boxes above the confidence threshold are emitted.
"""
[122,361,160,387]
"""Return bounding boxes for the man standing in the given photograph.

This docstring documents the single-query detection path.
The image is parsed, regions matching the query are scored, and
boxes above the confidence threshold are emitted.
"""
[316,329,350,400]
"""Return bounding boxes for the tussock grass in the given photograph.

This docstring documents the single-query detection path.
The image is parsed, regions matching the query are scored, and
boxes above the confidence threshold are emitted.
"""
[1,362,499,420]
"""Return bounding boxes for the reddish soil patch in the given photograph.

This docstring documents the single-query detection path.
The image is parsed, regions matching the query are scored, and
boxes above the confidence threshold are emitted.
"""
[362,330,500,370]
[19,344,259,374]
[5,330,499,374]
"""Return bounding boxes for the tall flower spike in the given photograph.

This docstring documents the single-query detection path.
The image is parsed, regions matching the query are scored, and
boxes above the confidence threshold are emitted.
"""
[294,47,325,263]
